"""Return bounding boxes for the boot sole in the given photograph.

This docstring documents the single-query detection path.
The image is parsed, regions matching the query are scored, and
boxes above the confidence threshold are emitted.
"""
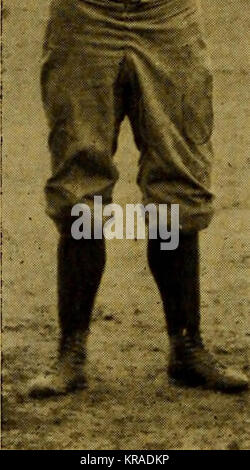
[28,379,87,400]
[168,373,248,394]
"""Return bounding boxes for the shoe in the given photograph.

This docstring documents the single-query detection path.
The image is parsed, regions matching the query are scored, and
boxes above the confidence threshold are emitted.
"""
[28,332,87,399]
[168,333,248,393]
[28,368,86,399]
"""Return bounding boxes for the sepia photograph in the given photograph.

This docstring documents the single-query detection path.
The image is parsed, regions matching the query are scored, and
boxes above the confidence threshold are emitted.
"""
[1,0,249,454]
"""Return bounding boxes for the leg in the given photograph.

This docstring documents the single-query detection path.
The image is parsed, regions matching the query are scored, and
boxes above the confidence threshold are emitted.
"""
[148,231,248,392]
[129,0,248,392]
[29,233,106,399]
[29,1,125,398]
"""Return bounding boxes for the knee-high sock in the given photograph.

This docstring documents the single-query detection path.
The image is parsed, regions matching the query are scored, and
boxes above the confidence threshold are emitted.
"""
[147,232,200,337]
[57,235,106,347]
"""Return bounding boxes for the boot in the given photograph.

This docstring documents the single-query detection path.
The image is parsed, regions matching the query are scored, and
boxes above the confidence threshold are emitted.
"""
[168,331,248,392]
[28,331,88,398]
[148,232,248,393]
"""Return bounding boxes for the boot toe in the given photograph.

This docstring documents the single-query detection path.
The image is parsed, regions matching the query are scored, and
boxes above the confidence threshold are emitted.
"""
[28,373,67,399]
[28,372,86,399]
[213,368,249,393]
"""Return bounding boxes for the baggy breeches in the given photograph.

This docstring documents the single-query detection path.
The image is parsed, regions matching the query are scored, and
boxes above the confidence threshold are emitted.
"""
[42,0,215,232]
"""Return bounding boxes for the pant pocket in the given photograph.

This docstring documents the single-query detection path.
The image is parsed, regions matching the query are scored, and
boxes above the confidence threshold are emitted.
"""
[183,66,214,145]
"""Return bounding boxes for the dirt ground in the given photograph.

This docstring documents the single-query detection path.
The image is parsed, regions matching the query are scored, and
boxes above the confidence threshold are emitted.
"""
[2,0,249,450]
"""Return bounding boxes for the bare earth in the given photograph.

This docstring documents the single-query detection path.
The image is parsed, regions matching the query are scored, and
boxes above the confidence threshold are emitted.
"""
[2,0,249,450]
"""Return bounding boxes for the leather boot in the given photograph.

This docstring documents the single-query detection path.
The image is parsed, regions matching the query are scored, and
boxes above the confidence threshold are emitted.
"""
[168,332,248,392]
